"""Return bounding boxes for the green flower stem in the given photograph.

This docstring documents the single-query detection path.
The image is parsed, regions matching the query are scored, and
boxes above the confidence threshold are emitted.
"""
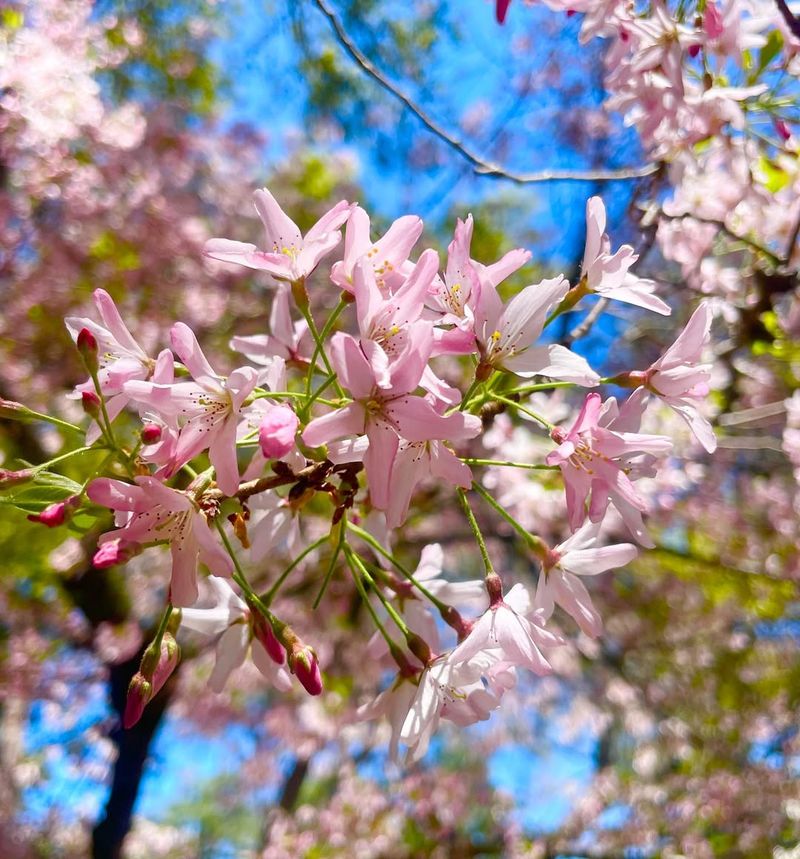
[312,516,346,609]
[460,457,558,471]
[262,534,330,606]
[299,303,345,400]
[343,544,399,653]
[306,298,348,399]
[345,522,448,612]
[457,488,494,578]
[37,445,96,471]
[151,603,174,650]
[505,380,577,396]
[471,481,549,559]
[490,394,555,430]
[345,545,411,638]
[18,409,83,434]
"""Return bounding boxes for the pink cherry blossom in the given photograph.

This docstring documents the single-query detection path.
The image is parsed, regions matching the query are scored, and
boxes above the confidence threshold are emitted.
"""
[204,187,352,283]
[582,196,671,315]
[450,582,559,676]
[547,392,672,542]
[230,284,311,368]
[303,331,480,510]
[638,302,717,452]
[87,476,233,606]
[330,204,423,293]
[65,288,156,443]
[475,276,600,384]
[537,521,638,637]
[124,323,258,495]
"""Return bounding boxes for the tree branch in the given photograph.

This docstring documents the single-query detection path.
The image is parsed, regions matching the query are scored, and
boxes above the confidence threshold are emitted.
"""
[774,0,800,40]
[311,0,656,184]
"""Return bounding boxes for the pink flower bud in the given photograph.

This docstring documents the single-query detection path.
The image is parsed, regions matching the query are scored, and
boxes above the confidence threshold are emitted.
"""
[258,404,299,460]
[252,613,286,664]
[27,495,79,528]
[0,468,35,488]
[151,633,180,696]
[81,391,101,417]
[77,327,99,372]
[776,120,792,142]
[93,538,138,569]
[123,672,152,729]
[289,643,322,695]
[141,423,162,444]
[703,3,724,39]
[688,43,701,57]
[496,0,511,23]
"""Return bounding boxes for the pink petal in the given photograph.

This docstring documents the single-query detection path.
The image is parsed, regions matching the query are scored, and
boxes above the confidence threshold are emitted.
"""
[303,402,365,448]
[253,188,302,250]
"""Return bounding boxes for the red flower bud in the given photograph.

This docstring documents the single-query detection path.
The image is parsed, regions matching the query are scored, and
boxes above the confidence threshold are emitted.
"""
[27,495,79,528]
[141,423,162,444]
[76,327,99,372]
[81,391,102,417]
[776,120,792,142]
[93,538,138,569]
[252,613,286,665]
[289,643,322,696]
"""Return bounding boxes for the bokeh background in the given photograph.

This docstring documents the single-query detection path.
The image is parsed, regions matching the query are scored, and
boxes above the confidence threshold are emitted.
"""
[1,1,799,857]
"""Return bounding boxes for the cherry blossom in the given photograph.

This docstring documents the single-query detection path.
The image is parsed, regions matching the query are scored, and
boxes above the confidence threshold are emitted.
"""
[87,477,233,606]
[204,187,352,283]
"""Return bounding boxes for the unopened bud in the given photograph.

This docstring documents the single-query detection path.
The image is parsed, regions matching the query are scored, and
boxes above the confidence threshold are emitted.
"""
[76,327,99,373]
[93,538,138,569]
[141,423,162,444]
[0,467,35,488]
[258,404,299,459]
[288,643,322,695]
[406,633,432,666]
[252,612,286,664]
[81,390,101,417]
[151,633,180,696]
[688,43,701,57]
[27,495,80,528]
[0,398,29,419]
[123,673,152,729]
[776,120,792,142]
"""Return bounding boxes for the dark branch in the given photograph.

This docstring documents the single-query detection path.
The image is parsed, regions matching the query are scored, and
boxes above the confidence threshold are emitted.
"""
[774,0,800,40]
[311,0,656,184]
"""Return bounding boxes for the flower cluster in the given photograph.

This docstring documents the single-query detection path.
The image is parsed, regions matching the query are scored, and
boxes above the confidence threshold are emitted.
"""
[21,185,717,760]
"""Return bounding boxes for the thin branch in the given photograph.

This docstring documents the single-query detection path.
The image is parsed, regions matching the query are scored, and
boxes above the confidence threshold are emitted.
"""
[656,210,783,266]
[565,296,609,345]
[774,0,800,40]
[311,0,656,184]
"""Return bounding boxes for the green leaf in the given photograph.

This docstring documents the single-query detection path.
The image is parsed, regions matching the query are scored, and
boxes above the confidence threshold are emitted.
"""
[0,472,83,514]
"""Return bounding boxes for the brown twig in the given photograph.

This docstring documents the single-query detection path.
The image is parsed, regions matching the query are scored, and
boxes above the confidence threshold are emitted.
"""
[311,0,656,185]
